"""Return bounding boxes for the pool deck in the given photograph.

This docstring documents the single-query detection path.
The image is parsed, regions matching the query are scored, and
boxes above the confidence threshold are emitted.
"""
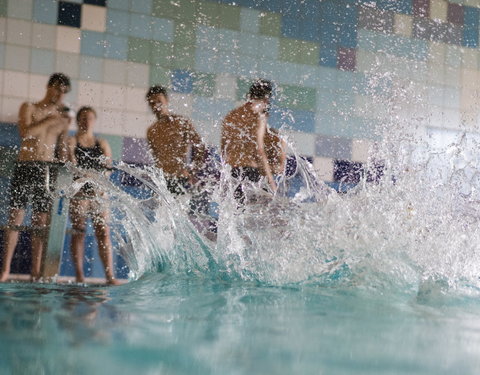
[5,273,128,285]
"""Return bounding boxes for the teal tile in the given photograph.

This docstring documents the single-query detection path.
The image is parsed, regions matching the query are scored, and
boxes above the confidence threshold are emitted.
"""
[100,134,123,161]
[109,0,129,10]
[151,17,174,42]
[105,34,128,60]
[240,8,259,33]
[239,32,259,57]
[81,30,106,58]
[7,0,33,20]
[33,0,57,24]
[129,13,151,39]
[30,48,55,75]
[130,0,152,14]
[107,9,129,35]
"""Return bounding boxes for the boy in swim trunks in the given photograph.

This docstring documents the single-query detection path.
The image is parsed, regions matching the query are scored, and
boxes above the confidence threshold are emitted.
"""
[221,79,277,203]
[0,73,72,282]
[145,86,208,209]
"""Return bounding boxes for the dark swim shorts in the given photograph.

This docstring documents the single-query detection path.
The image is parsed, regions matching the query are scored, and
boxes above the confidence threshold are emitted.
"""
[9,162,58,213]
[231,167,262,204]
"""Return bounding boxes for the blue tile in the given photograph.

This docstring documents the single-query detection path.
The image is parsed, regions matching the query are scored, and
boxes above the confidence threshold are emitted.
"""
[108,0,129,10]
[171,70,194,94]
[81,30,106,57]
[105,34,128,59]
[463,26,479,48]
[376,0,413,14]
[107,9,130,35]
[271,108,315,132]
[464,6,480,28]
[281,15,302,40]
[301,20,321,42]
[79,56,104,81]
[319,47,337,68]
[30,48,55,75]
[130,0,151,14]
[319,20,338,48]
[0,123,21,147]
[338,6,358,48]
[195,48,218,73]
[33,0,58,24]
[151,17,174,43]
[129,13,152,39]
[58,1,82,28]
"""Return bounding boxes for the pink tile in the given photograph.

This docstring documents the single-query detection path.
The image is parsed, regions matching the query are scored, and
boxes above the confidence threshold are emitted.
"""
[413,0,429,18]
[337,47,356,72]
[447,3,464,25]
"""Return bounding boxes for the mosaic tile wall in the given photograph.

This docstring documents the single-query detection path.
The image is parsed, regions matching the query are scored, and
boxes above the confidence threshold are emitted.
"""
[1,0,480,184]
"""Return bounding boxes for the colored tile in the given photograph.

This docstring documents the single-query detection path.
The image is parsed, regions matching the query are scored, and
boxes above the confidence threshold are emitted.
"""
[150,40,173,67]
[105,34,128,60]
[122,137,152,165]
[258,35,279,60]
[315,135,352,160]
[0,0,6,17]
[7,0,33,20]
[464,6,479,29]
[171,45,195,70]
[30,48,55,75]
[279,38,319,66]
[174,23,196,47]
[195,1,220,27]
[108,0,129,11]
[152,0,196,22]
[376,0,413,14]
[129,13,151,39]
[101,134,123,161]
[217,3,241,30]
[193,72,216,97]
[259,12,281,37]
[463,26,479,48]
[151,17,174,43]
[240,8,260,33]
[338,47,356,71]
[130,0,152,14]
[172,70,194,94]
[448,3,464,25]
[413,0,429,17]
[270,108,315,133]
[149,65,170,86]
[127,37,151,64]
[277,84,316,111]
[319,47,337,68]
[58,1,82,28]
[106,9,129,35]
[236,77,252,100]
[33,0,58,24]
[81,30,106,58]
[282,15,302,40]
[358,6,394,33]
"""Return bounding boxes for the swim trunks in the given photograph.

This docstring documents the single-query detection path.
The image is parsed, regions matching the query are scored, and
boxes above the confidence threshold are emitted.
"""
[9,161,58,213]
[231,167,262,204]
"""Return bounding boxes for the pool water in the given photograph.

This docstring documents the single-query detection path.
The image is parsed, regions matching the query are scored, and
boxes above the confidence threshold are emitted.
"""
[1,273,480,375]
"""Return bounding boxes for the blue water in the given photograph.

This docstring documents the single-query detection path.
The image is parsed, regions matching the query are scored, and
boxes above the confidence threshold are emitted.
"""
[1,273,480,374]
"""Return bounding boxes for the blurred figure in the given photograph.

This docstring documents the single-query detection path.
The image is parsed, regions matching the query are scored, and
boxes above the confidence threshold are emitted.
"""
[0,73,72,282]
[67,106,119,285]
[221,79,276,203]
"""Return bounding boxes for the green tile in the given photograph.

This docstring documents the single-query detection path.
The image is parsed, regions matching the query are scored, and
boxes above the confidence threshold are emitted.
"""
[193,72,215,97]
[150,40,173,68]
[278,84,316,111]
[174,23,196,47]
[279,38,319,65]
[153,0,196,21]
[195,1,220,27]
[171,45,195,70]
[99,135,123,161]
[0,0,7,17]
[150,65,170,86]
[128,37,152,64]
[236,78,253,101]
[259,12,281,37]
[216,3,240,30]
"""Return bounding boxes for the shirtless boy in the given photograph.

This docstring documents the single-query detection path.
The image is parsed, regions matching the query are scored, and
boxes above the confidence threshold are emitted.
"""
[221,79,277,203]
[146,85,207,196]
[0,73,72,282]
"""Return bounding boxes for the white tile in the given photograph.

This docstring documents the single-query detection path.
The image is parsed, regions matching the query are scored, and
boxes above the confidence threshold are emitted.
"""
[81,4,107,33]
[101,83,127,110]
[0,18,6,42]
[3,70,29,98]
[444,66,461,88]
[6,19,32,46]
[313,157,334,182]
[430,0,447,21]
[125,86,148,112]
[126,62,149,88]
[56,51,80,79]
[124,112,151,138]
[394,13,412,37]
[194,119,220,147]
[29,73,49,100]
[284,130,315,156]
[351,139,372,162]
[96,108,127,135]
[462,48,478,70]
[77,80,103,107]
[103,59,128,85]
[56,26,81,54]
[214,73,237,100]
[7,0,33,20]
[1,96,24,122]
[32,23,57,50]
[169,93,193,118]
[5,44,30,72]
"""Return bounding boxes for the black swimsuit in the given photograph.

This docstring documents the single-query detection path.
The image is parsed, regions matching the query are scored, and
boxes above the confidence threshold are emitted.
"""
[75,139,105,195]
